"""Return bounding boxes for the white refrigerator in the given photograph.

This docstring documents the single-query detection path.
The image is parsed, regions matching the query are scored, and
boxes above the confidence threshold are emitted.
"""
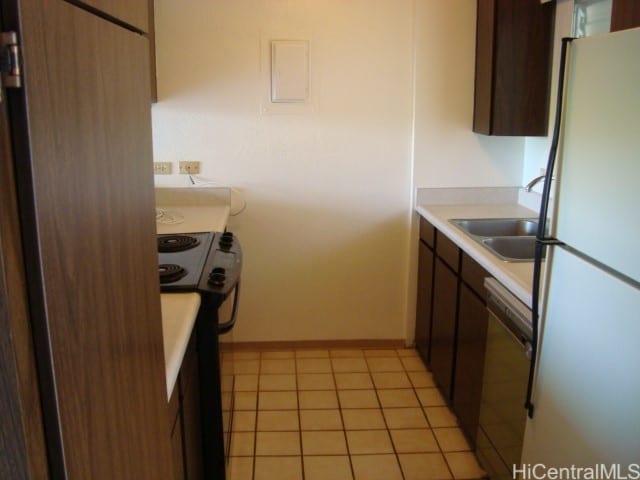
[522,27,640,471]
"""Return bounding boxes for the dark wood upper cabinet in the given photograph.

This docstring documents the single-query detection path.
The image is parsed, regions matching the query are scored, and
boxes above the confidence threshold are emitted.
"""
[610,0,640,31]
[473,0,555,136]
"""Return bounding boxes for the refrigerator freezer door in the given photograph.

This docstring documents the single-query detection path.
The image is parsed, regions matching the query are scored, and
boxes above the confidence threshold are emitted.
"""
[553,28,640,283]
[522,247,640,466]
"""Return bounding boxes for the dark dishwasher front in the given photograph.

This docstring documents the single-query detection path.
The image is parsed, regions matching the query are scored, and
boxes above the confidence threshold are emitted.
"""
[476,278,532,480]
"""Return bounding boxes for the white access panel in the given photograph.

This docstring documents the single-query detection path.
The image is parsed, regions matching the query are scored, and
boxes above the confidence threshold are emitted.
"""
[552,28,640,283]
[271,40,309,103]
[523,247,640,466]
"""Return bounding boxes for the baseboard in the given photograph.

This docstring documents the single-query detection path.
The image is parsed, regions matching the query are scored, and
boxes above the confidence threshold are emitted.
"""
[229,339,407,351]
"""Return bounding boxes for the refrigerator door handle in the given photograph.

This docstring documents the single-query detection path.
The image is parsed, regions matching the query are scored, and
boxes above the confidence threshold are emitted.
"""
[526,37,575,419]
[537,238,564,246]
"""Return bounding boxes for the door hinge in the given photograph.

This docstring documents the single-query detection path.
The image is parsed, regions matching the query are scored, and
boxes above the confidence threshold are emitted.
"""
[0,31,22,104]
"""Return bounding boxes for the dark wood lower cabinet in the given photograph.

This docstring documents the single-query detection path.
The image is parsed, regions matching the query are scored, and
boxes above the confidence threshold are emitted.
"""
[453,283,488,446]
[170,334,203,480]
[182,345,203,480]
[171,420,185,480]
[169,388,185,480]
[414,217,492,446]
[430,258,459,402]
[415,241,435,364]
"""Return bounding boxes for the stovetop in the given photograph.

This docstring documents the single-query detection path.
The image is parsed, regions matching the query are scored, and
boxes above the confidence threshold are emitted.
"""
[157,231,241,301]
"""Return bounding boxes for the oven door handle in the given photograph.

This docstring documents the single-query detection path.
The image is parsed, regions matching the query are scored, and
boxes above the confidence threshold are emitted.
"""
[217,281,240,334]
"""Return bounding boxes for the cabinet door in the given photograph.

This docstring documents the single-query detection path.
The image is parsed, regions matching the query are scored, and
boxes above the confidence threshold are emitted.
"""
[430,258,458,401]
[182,339,203,480]
[12,1,173,477]
[0,33,49,477]
[170,414,186,480]
[73,0,149,32]
[474,0,555,135]
[453,284,488,447]
[611,0,640,31]
[183,377,203,480]
[415,241,434,364]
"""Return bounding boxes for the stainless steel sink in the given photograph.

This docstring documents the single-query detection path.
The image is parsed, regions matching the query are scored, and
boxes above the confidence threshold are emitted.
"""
[449,217,543,262]
[481,237,544,262]
[450,218,538,237]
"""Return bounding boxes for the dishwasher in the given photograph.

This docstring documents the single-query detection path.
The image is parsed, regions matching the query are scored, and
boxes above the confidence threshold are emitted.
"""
[476,278,532,480]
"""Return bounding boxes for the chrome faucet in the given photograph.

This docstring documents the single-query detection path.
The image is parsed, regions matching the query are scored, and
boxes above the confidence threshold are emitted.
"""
[525,175,548,192]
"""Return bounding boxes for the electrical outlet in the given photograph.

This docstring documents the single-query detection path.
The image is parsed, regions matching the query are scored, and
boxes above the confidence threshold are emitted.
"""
[153,162,173,174]
[179,161,200,174]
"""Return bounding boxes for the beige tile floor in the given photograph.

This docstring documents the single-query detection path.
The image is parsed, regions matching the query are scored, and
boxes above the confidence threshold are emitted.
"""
[227,348,486,480]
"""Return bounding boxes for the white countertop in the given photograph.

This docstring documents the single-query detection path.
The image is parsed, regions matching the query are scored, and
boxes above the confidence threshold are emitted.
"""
[156,205,230,234]
[161,293,201,399]
[416,203,539,308]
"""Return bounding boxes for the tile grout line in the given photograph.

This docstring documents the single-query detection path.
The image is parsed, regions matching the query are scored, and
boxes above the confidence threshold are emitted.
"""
[409,356,458,480]
[235,349,473,480]
[294,353,306,480]
[330,352,357,480]
[251,353,262,480]
[367,350,407,480]
[407,357,462,480]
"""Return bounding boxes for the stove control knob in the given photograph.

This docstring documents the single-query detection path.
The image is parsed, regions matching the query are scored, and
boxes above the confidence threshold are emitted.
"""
[208,267,226,287]
[219,232,234,249]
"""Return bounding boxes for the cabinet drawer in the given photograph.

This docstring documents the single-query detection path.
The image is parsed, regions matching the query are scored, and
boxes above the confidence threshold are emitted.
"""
[436,232,460,272]
[461,253,489,300]
[419,217,435,248]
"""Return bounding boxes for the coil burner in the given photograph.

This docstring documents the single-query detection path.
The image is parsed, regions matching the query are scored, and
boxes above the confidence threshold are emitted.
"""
[158,234,200,253]
[159,264,187,284]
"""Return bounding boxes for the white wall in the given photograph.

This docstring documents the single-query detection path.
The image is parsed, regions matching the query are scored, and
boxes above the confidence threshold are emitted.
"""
[412,1,525,189]
[152,1,534,344]
[403,1,527,344]
[152,0,415,342]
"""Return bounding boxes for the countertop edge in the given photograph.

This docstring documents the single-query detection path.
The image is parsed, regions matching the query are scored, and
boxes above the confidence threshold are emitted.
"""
[416,204,537,308]
[161,293,201,400]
